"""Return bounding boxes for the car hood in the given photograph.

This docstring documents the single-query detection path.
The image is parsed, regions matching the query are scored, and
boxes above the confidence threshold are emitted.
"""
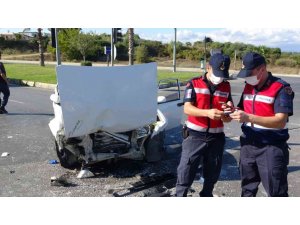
[56,63,157,138]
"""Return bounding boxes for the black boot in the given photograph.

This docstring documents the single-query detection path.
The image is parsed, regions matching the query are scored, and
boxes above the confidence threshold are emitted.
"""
[0,106,8,114]
[199,183,214,197]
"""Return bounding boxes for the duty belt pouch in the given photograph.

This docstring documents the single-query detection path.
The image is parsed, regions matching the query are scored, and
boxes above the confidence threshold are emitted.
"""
[240,134,247,147]
[182,124,189,139]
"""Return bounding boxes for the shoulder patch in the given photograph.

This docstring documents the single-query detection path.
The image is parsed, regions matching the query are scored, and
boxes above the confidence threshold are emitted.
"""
[284,86,293,95]
[276,77,289,86]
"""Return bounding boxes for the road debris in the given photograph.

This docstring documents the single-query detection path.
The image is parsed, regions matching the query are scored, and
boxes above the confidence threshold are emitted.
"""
[1,152,10,157]
[48,159,58,164]
[50,175,77,187]
[111,173,176,197]
[77,169,94,179]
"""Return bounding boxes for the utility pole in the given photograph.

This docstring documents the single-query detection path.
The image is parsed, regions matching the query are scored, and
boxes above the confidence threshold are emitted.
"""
[111,28,114,66]
[204,36,207,72]
[234,50,237,70]
[204,36,206,65]
[173,28,177,72]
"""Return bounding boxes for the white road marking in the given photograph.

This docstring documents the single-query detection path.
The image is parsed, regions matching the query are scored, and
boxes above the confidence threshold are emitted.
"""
[1,152,10,157]
[10,99,25,104]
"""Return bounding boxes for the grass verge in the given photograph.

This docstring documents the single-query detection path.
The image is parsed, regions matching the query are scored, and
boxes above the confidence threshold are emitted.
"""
[5,63,199,84]
[6,64,57,84]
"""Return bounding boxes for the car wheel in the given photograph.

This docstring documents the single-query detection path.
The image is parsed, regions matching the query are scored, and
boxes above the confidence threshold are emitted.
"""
[54,140,81,169]
[144,130,165,162]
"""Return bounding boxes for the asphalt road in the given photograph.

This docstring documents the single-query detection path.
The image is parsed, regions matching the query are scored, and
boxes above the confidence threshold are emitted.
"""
[0,75,300,197]
[0,86,55,166]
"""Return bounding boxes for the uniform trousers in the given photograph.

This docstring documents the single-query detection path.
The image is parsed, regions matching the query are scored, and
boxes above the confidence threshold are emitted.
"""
[0,82,10,108]
[176,130,225,197]
[240,135,289,197]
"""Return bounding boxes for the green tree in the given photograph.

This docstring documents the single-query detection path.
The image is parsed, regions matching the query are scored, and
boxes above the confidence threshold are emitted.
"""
[167,41,185,57]
[14,33,22,40]
[257,45,269,58]
[269,48,281,64]
[135,45,149,63]
[71,32,97,62]
[58,28,82,61]
[193,41,204,49]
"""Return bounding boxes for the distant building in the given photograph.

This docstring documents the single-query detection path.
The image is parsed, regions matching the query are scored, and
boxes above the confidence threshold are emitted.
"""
[0,33,16,40]
[0,31,49,41]
[19,31,38,40]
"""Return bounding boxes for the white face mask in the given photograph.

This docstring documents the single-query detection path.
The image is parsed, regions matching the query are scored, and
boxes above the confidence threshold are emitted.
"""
[210,72,224,85]
[245,75,259,86]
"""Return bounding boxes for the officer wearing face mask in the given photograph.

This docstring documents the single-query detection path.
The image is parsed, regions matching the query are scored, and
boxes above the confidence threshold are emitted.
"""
[176,53,232,197]
[229,52,294,197]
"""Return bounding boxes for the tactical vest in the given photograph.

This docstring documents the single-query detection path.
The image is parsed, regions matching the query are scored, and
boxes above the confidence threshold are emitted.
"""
[243,79,285,129]
[186,77,231,133]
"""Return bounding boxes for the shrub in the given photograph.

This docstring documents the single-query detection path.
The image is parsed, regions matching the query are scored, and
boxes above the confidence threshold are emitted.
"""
[80,61,92,66]
[2,48,17,55]
[47,45,56,61]
[135,45,149,63]
[291,55,300,66]
[275,58,297,67]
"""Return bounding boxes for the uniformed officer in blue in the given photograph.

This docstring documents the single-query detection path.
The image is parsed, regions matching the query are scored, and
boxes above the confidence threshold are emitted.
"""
[230,52,294,197]
[0,62,10,114]
[176,53,232,197]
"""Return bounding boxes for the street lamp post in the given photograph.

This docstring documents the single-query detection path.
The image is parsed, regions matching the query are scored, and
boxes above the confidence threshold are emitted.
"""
[173,28,177,72]
[204,36,207,72]
[111,28,114,66]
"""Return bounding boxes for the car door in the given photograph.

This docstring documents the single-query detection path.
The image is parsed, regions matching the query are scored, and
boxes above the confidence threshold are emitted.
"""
[157,78,184,145]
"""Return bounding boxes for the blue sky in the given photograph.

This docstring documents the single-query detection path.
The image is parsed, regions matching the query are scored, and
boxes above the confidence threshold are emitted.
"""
[1,28,300,52]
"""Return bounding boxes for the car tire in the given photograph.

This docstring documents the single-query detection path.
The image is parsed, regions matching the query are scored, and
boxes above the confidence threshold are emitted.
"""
[54,140,81,169]
[144,130,165,162]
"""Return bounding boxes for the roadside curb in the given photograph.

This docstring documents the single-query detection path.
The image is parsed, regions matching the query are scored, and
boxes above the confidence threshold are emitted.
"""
[6,70,299,91]
[8,78,56,90]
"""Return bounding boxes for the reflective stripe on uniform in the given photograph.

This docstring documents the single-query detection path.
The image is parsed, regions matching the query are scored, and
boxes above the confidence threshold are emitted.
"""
[255,95,275,104]
[243,94,254,101]
[214,90,229,98]
[194,88,210,95]
[244,94,275,104]
[185,89,192,99]
[245,122,287,130]
[186,121,224,133]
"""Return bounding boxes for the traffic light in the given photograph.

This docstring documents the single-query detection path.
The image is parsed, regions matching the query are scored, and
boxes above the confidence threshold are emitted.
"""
[51,28,56,48]
[113,28,122,43]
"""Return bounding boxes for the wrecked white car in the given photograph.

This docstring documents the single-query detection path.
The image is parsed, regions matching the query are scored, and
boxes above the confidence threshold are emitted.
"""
[49,63,183,170]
